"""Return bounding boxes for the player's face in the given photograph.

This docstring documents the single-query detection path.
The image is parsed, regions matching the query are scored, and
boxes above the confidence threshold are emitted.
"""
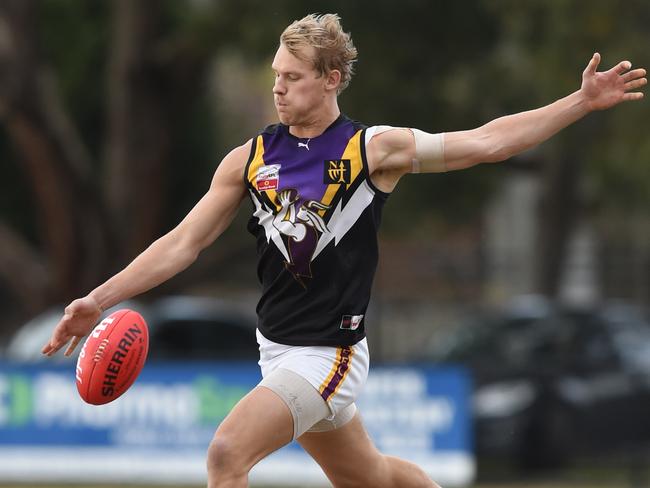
[272,44,330,126]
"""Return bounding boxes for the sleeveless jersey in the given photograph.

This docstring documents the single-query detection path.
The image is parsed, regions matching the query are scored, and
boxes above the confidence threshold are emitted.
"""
[244,115,388,347]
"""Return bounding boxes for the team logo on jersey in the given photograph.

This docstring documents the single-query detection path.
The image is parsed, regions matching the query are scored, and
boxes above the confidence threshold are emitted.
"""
[340,314,364,331]
[250,180,376,288]
[324,159,351,184]
[256,164,281,191]
[270,189,330,287]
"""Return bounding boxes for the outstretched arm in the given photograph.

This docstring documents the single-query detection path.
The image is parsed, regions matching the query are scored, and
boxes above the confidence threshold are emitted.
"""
[367,54,646,187]
[41,141,251,357]
[443,53,646,170]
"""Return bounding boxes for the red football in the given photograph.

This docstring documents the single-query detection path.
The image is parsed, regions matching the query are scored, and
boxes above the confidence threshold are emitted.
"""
[75,309,149,405]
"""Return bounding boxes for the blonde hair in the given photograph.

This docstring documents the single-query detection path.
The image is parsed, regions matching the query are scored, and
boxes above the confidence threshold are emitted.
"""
[280,13,358,94]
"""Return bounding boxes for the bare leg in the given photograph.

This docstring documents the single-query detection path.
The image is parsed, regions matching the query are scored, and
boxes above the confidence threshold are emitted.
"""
[298,412,441,488]
[206,386,293,488]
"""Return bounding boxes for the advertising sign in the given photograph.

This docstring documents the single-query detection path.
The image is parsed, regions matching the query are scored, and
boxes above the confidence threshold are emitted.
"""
[0,362,473,486]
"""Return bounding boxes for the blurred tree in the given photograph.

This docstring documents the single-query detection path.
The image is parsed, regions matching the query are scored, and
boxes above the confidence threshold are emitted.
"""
[481,0,650,296]
[0,0,105,315]
[0,0,224,324]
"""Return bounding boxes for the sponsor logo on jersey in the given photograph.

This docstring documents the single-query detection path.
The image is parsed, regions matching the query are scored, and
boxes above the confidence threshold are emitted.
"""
[340,314,364,330]
[256,164,281,191]
[324,159,351,184]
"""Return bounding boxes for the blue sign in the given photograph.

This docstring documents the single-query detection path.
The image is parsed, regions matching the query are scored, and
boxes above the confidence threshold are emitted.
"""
[0,362,473,486]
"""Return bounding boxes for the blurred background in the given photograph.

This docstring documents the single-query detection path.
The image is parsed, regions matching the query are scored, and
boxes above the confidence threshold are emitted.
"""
[0,0,649,486]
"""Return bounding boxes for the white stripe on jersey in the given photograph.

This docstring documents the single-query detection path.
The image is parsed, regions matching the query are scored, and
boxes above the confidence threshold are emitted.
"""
[312,180,375,260]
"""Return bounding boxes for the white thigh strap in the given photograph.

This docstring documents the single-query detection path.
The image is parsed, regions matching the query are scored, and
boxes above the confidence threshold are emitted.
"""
[259,368,330,440]
[307,403,357,433]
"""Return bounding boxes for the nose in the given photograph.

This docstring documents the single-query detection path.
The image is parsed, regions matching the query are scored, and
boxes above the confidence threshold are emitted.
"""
[273,75,286,96]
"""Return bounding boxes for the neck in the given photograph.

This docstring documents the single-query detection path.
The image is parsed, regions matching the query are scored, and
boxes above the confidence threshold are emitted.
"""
[289,102,341,139]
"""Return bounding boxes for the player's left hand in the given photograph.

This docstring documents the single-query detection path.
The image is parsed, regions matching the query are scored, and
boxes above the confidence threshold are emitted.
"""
[581,53,646,111]
[41,296,103,357]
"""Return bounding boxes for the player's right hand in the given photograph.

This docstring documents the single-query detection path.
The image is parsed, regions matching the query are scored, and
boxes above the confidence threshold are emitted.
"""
[41,296,103,358]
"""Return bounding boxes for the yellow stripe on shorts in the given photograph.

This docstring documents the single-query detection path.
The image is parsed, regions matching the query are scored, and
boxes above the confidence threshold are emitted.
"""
[319,345,354,402]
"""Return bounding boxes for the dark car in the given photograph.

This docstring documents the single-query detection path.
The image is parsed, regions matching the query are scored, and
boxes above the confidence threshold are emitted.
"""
[3,295,260,363]
[145,295,259,361]
[426,297,650,469]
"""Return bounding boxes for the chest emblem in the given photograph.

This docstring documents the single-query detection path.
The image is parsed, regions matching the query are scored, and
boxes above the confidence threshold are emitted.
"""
[324,159,351,184]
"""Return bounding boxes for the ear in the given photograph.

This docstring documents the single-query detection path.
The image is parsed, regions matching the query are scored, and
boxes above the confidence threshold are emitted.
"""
[325,69,342,92]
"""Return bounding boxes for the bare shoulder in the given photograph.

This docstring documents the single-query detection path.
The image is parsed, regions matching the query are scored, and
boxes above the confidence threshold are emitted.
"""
[365,127,415,192]
[221,139,254,170]
[210,139,254,188]
[175,139,254,250]
[365,127,414,173]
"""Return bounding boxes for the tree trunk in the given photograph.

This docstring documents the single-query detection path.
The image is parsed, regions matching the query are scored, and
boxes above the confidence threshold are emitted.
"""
[0,221,50,314]
[0,0,218,339]
[0,0,111,303]
[105,0,170,261]
[536,153,582,297]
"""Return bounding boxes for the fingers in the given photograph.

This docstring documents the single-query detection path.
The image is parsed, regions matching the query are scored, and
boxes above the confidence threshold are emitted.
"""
[623,67,647,98]
[625,77,648,91]
[585,54,644,80]
[622,68,646,82]
[42,338,66,356]
[622,92,644,102]
[41,298,100,357]
[42,332,84,357]
[584,52,601,75]
[41,313,73,357]
[42,334,69,357]
[614,60,632,75]
[64,336,83,357]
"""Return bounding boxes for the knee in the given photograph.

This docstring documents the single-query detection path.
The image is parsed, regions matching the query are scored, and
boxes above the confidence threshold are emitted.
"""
[384,454,438,488]
[355,454,436,488]
[332,454,390,488]
[328,453,437,488]
[206,434,247,480]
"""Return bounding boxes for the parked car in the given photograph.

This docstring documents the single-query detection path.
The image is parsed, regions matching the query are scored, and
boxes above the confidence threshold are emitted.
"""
[425,297,650,469]
[144,295,259,361]
[3,295,259,363]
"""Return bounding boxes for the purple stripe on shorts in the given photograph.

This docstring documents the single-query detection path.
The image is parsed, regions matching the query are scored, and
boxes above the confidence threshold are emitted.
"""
[321,346,353,402]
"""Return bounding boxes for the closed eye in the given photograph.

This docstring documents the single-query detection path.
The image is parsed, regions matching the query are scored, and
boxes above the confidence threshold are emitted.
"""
[273,70,301,82]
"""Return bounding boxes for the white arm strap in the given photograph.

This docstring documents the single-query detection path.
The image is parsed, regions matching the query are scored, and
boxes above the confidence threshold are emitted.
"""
[365,126,446,174]
[411,129,446,173]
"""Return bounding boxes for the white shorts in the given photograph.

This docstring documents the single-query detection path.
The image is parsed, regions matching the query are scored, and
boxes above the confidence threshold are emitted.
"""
[256,329,370,438]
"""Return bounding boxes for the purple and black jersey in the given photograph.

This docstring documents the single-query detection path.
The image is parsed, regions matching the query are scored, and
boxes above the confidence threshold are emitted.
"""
[244,115,388,346]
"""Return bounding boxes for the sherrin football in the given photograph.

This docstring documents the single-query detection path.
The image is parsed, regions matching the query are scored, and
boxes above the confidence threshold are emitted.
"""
[75,309,149,405]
